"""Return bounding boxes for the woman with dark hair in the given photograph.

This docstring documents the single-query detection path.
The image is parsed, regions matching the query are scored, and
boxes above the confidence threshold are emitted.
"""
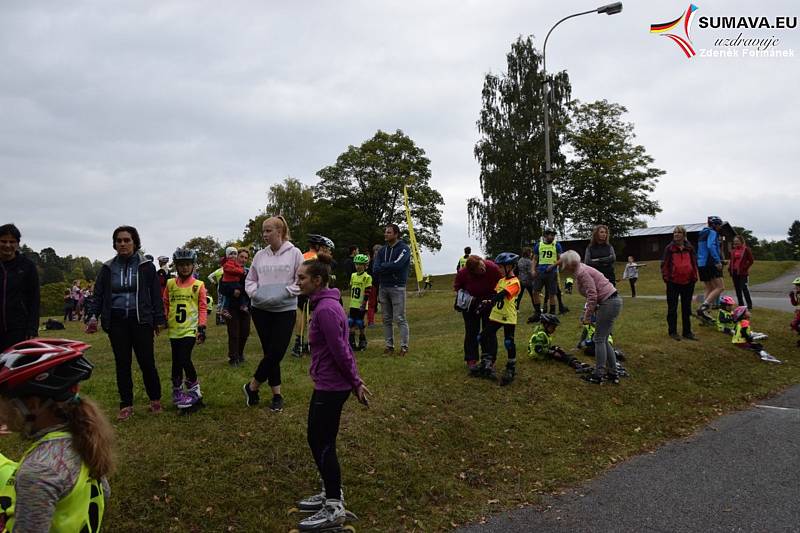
[0,223,40,352]
[0,339,114,531]
[86,225,165,421]
[226,248,252,366]
[584,224,617,285]
[729,234,754,309]
[293,253,369,531]
[453,255,502,369]
[242,216,303,412]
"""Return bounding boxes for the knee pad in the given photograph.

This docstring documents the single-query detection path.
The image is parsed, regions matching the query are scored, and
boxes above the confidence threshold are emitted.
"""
[348,318,355,328]
[355,319,365,329]
[504,337,514,351]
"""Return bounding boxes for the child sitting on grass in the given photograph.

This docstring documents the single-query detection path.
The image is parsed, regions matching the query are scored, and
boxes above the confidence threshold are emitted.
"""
[731,306,780,363]
[528,313,592,373]
[716,295,736,335]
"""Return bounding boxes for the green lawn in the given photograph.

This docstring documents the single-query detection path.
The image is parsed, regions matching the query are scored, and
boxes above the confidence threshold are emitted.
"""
[13,268,800,532]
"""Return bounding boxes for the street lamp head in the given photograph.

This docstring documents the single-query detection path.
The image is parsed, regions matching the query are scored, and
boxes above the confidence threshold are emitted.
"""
[597,2,623,15]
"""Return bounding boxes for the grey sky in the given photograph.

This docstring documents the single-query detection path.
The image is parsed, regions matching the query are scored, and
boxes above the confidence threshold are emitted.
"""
[1,0,797,274]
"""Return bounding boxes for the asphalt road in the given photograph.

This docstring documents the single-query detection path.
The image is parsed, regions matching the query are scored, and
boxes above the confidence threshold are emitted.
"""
[458,385,800,533]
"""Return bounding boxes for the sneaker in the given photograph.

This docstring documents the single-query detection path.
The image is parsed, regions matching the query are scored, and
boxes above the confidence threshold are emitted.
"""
[298,499,345,531]
[291,338,302,357]
[582,372,604,384]
[117,406,134,421]
[466,359,478,370]
[399,346,409,357]
[148,400,163,414]
[669,333,682,341]
[605,373,620,385]
[682,333,699,341]
[383,346,394,355]
[695,303,710,319]
[298,490,326,511]
[243,383,260,406]
[270,394,284,412]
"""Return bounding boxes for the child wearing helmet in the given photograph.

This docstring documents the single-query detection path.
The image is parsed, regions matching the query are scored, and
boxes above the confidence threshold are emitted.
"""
[348,254,372,351]
[529,314,592,373]
[0,339,113,531]
[716,296,736,335]
[163,248,208,411]
[564,275,574,295]
[730,306,781,363]
[471,252,521,386]
[218,246,246,321]
[790,277,800,346]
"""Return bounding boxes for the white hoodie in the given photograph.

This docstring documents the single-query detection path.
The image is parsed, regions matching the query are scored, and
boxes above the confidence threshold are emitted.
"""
[244,241,303,312]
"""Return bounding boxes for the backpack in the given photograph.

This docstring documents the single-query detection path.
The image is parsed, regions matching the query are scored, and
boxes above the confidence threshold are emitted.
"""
[44,319,65,330]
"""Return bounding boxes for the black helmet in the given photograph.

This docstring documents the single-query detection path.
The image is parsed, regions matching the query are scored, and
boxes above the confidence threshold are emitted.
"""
[708,216,723,226]
[543,227,556,235]
[307,234,326,245]
[539,313,560,326]
[494,252,519,265]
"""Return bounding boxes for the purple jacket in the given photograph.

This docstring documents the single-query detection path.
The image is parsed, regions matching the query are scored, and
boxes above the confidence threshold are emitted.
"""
[308,288,363,392]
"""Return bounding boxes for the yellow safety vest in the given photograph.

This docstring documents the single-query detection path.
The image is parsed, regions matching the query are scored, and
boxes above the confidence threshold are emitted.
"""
[489,276,521,325]
[732,320,749,344]
[537,239,558,265]
[457,256,468,270]
[349,272,372,310]
[0,431,105,533]
[166,278,203,339]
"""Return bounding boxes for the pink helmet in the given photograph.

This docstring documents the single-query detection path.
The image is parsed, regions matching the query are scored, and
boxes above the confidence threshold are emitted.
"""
[732,306,748,322]
[720,296,735,306]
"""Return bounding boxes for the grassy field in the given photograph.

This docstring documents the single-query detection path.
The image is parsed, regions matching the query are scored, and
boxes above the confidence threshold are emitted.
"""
[11,263,799,532]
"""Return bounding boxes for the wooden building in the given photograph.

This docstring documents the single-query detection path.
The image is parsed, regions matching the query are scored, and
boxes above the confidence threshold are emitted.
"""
[559,223,737,262]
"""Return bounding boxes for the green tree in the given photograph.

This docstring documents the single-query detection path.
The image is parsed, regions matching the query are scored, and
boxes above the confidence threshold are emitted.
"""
[183,236,223,282]
[242,177,316,250]
[315,129,444,252]
[468,36,572,255]
[561,100,663,238]
[787,220,800,259]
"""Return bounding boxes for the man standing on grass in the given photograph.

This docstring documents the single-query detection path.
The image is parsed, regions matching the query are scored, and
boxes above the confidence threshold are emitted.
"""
[0,223,39,352]
[373,224,411,356]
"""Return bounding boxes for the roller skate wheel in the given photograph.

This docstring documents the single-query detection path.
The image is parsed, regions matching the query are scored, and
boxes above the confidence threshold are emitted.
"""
[286,507,299,516]
[288,529,300,533]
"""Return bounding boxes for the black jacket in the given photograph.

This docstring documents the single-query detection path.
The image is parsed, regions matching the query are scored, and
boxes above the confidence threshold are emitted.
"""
[0,252,40,337]
[87,253,165,333]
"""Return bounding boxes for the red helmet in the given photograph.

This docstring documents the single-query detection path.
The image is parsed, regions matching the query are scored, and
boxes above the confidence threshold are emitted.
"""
[732,306,748,322]
[720,296,735,306]
[0,338,94,401]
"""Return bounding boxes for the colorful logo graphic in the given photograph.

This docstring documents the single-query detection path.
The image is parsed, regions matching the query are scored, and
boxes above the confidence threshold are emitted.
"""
[650,4,699,58]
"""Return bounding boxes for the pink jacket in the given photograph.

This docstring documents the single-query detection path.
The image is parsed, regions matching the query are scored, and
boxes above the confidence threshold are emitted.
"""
[575,263,618,321]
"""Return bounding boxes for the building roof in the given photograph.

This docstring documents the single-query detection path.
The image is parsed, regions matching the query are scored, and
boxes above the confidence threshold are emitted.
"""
[623,223,707,237]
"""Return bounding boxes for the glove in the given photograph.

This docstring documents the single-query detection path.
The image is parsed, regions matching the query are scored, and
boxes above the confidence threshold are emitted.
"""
[84,316,98,335]
[197,326,206,344]
[492,290,509,305]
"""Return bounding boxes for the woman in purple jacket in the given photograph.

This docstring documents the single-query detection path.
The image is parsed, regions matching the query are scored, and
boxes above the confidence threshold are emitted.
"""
[293,253,370,532]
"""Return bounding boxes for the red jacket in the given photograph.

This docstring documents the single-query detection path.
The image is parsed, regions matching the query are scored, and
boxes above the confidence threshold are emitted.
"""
[728,245,754,276]
[221,257,245,283]
[661,241,698,285]
[453,260,502,300]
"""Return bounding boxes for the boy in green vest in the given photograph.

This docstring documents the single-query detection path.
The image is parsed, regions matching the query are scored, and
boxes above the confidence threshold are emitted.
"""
[528,228,563,322]
[348,254,372,351]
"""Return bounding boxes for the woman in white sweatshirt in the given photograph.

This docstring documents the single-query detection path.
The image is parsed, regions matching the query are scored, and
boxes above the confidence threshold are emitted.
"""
[242,216,304,412]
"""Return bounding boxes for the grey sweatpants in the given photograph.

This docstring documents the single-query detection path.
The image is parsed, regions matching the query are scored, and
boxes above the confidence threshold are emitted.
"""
[379,286,409,349]
[593,294,622,375]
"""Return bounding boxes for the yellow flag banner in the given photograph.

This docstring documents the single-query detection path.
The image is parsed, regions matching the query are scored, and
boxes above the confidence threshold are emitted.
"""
[403,185,424,283]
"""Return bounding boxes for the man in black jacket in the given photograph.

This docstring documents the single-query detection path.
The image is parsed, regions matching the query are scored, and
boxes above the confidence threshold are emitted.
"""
[0,224,40,352]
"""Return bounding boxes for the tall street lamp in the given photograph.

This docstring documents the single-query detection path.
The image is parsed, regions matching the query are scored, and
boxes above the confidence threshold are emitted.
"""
[542,2,623,228]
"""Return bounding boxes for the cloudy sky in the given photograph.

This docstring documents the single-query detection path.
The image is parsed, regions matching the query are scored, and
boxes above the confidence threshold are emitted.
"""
[2,0,797,274]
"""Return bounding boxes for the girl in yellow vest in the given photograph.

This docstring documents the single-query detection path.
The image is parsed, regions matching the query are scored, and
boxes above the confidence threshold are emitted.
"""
[163,248,208,411]
[470,253,521,386]
[0,338,113,532]
[730,306,781,364]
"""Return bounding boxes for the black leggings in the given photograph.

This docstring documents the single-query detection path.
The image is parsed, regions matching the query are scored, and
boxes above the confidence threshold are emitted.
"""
[731,273,753,309]
[307,389,350,500]
[251,308,296,386]
[484,322,516,367]
[515,282,534,308]
[629,278,637,297]
[666,281,694,336]
[170,337,198,386]
[109,317,162,408]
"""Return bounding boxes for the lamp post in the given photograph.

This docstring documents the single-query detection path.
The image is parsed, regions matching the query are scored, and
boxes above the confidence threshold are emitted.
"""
[542,2,623,228]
